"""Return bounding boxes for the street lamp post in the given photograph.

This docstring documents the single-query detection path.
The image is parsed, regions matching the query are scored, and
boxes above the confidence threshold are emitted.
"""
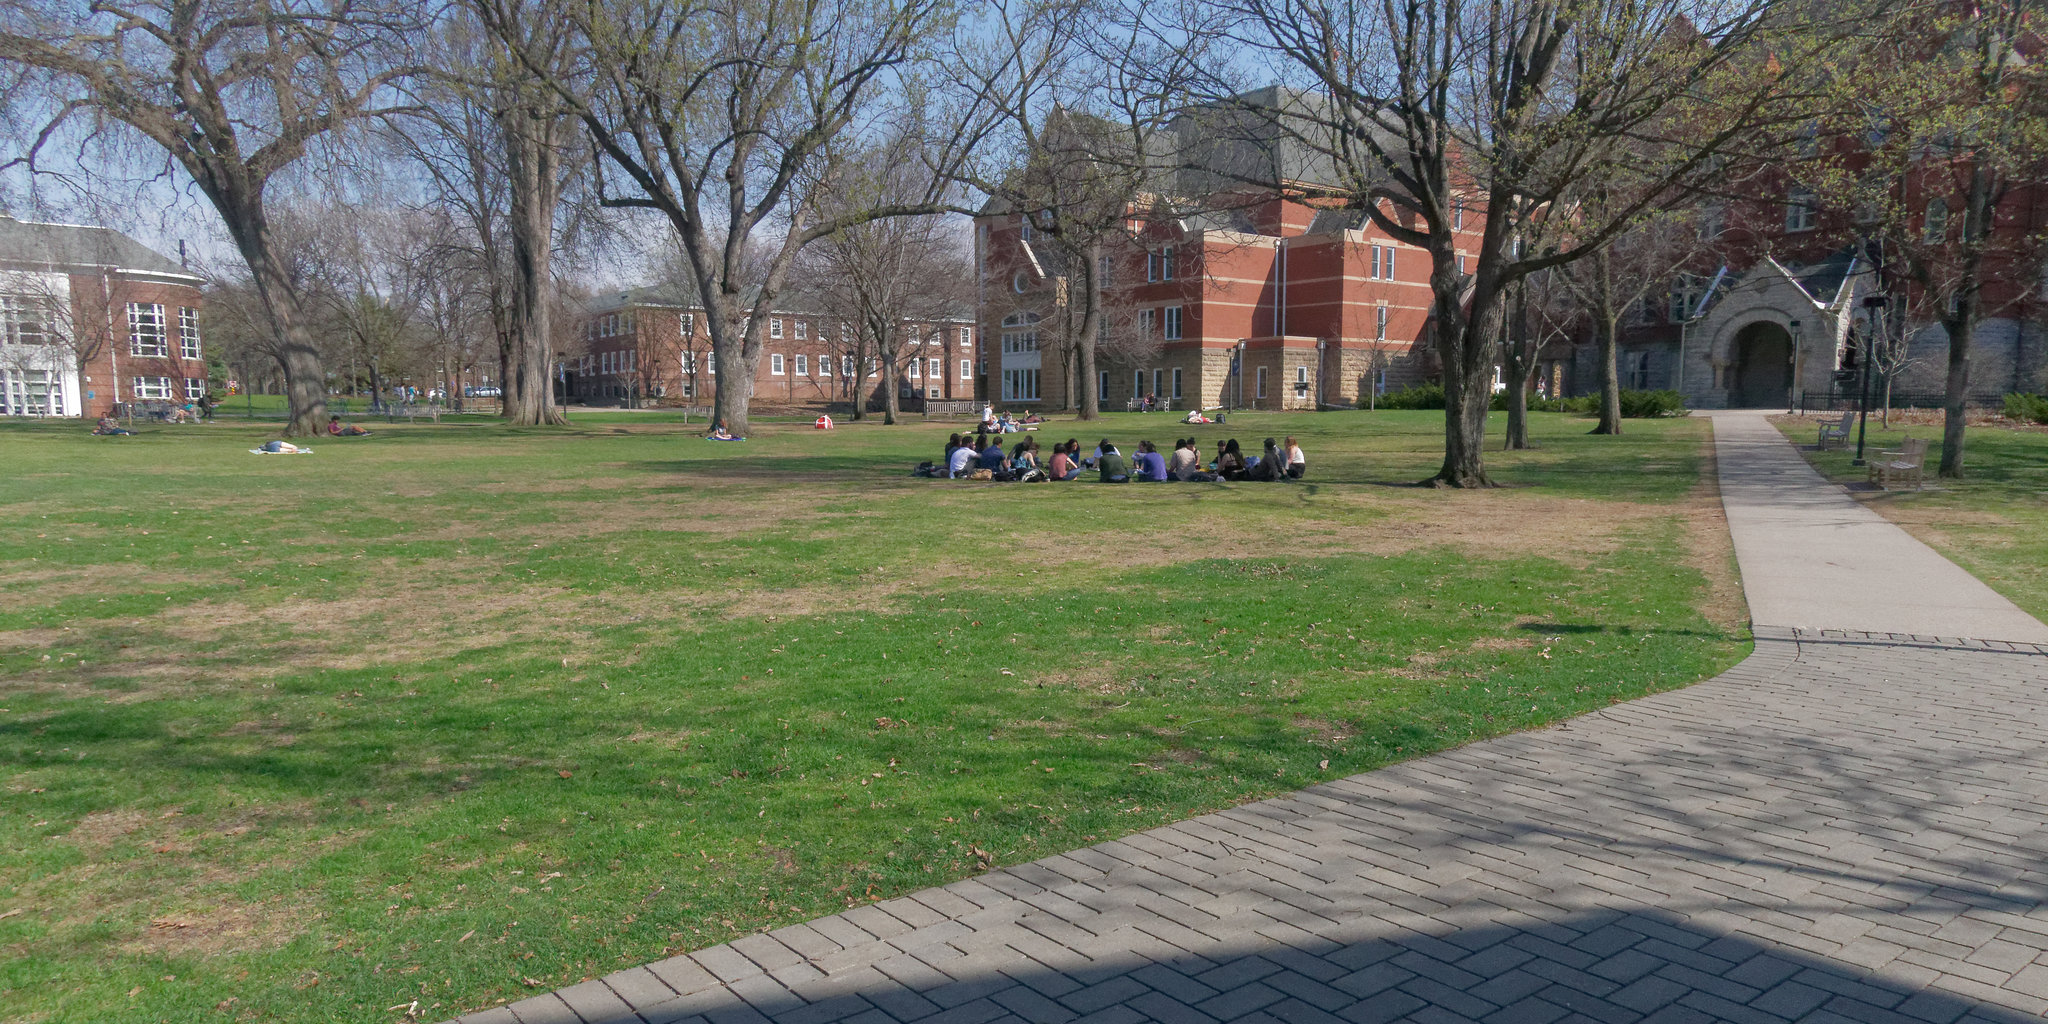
[1786,319,1801,414]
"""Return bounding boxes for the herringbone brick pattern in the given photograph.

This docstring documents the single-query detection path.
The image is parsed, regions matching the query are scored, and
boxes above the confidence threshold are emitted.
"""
[451,628,2048,1024]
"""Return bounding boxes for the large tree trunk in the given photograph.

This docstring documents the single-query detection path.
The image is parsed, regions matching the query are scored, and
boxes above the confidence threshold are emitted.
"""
[1939,163,1995,479]
[238,228,327,437]
[882,348,901,425]
[502,110,568,427]
[1593,313,1623,435]
[1429,251,1500,487]
[1075,241,1103,421]
[1938,310,1974,478]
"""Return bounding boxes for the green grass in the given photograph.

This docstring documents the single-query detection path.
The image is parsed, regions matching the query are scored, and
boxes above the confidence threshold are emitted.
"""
[1779,415,2048,620]
[0,410,1745,1023]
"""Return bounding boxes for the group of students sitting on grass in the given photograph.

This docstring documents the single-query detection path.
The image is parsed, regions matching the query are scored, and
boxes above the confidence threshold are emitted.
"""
[921,431,1305,483]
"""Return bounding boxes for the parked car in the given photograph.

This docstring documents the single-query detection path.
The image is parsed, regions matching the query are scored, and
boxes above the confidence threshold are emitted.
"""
[464,386,502,398]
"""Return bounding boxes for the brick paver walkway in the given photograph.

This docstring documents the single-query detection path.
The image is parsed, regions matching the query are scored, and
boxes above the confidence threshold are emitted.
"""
[453,421,2048,1024]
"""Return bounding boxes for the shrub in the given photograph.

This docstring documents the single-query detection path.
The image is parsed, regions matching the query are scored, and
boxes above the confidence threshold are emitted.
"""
[1618,389,1688,418]
[2003,392,2048,425]
[1378,382,1446,409]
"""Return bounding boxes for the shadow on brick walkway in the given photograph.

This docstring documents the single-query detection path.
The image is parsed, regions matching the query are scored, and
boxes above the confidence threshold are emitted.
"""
[453,631,2048,1024]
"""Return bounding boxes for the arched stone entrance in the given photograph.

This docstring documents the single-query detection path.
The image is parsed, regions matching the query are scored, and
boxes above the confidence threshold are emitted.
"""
[1731,322,1793,408]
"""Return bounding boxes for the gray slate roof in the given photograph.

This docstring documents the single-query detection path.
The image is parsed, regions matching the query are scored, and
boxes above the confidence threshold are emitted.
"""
[0,215,198,279]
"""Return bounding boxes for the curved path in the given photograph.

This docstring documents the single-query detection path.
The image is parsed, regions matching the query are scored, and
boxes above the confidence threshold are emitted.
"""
[453,413,2048,1024]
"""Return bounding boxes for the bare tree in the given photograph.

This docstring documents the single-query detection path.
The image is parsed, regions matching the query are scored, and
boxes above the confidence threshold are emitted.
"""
[1555,209,1709,434]
[1815,3,2048,477]
[1500,264,1578,449]
[478,0,987,437]
[1161,0,1838,485]
[0,0,424,435]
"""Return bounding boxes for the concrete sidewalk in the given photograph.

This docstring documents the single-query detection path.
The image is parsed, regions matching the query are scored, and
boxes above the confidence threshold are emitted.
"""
[1706,410,2048,644]
[447,415,2048,1024]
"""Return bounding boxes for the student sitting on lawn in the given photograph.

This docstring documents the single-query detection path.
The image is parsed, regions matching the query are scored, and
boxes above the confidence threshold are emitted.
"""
[1169,438,1201,481]
[92,415,134,435]
[1284,436,1306,480]
[328,416,372,437]
[1133,440,1169,481]
[947,438,976,478]
[1216,439,1248,481]
[1247,438,1283,481]
[1048,442,1079,480]
[1096,441,1130,483]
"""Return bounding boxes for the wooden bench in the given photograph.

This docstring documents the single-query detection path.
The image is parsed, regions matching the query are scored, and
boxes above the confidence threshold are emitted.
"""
[1867,436,1928,490]
[381,403,440,423]
[1818,410,1854,450]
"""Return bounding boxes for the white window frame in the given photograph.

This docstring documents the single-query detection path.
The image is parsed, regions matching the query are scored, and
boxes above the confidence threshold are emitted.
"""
[680,352,696,375]
[1786,187,1817,233]
[770,318,784,339]
[960,327,972,347]
[795,320,807,340]
[960,359,972,380]
[907,358,920,379]
[928,357,942,379]
[794,354,808,376]
[179,306,201,359]
[1295,365,1309,386]
[1375,304,1389,340]
[680,313,695,337]
[185,377,207,400]
[1163,305,1183,340]
[770,353,785,375]
[707,351,717,375]
[132,375,174,400]
[843,355,855,377]
[1162,245,1175,280]
[128,302,168,357]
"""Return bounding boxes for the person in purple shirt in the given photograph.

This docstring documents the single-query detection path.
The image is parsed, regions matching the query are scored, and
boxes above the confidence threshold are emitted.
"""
[1133,440,1169,482]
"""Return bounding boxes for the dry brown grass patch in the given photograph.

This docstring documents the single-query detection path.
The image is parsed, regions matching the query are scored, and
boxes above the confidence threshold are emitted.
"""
[124,895,312,958]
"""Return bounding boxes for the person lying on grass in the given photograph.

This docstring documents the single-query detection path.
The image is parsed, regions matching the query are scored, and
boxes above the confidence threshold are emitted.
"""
[327,416,372,436]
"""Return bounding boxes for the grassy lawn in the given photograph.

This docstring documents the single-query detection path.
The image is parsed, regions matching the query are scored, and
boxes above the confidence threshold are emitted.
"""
[1,409,1746,1023]
[1777,414,2048,621]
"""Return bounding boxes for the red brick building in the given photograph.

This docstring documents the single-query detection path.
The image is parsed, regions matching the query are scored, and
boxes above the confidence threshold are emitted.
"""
[0,215,206,418]
[562,285,980,410]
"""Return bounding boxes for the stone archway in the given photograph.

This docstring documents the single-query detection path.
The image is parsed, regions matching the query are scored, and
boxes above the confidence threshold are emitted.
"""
[1730,321,1793,408]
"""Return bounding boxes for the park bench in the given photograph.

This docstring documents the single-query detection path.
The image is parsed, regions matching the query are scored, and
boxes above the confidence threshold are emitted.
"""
[1867,436,1928,490]
[1817,410,1854,450]
[381,403,440,424]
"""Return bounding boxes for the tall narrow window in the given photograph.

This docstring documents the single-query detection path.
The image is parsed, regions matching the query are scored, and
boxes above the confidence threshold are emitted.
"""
[1375,304,1389,340]
[1923,199,1950,243]
[1171,367,1183,399]
[928,358,941,379]
[1163,305,1183,340]
[960,359,972,380]
[794,354,808,376]
[128,302,167,356]
[178,307,201,359]
[770,318,784,339]
[795,320,807,340]
[1256,366,1269,399]
[1161,246,1175,280]
[680,313,695,337]
[1786,187,1817,232]
[771,353,785,375]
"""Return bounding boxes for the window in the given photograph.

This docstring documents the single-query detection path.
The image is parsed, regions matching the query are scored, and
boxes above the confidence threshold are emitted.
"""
[1013,271,1029,294]
[1375,304,1389,340]
[1924,199,1950,243]
[1296,365,1309,385]
[185,377,207,400]
[1132,369,1144,397]
[770,318,784,339]
[1370,245,1396,281]
[960,327,972,347]
[627,350,636,373]
[1163,305,1183,340]
[1139,309,1155,338]
[770,353,785,375]
[128,302,168,356]
[1452,200,1465,231]
[1002,368,1040,401]
[679,378,694,397]
[0,295,55,346]
[1699,203,1725,240]
[1098,371,1109,402]
[867,357,879,377]
[179,307,201,359]
[1625,350,1653,390]
[707,351,717,375]
[680,313,694,337]
[1457,254,1468,276]
[1098,255,1112,283]
[1162,245,1175,280]
[928,358,941,379]
[681,352,696,374]
[960,359,972,380]
[1786,187,1817,232]
[795,320,807,340]
[1256,366,1269,399]
[907,358,920,379]
[794,354,808,376]
[816,356,830,377]
[132,375,173,400]
[1669,276,1705,322]
[1,369,63,415]
[1019,217,1033,242]
[1171,367,1183,399]
[1153,368,1165,397]
[843,355,855,377]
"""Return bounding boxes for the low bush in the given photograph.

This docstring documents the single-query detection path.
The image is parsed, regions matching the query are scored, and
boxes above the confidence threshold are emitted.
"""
[1619,389,1689,418]
[1378,382,1446,409]
[2003,392,2048,425]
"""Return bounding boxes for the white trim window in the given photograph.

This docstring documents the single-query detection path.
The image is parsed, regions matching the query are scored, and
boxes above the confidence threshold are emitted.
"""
[794,354,808,376]
[707,351,717,375]
[960,359,972,380]
[770,318,785,339]
[1295,365,1309,389]
[959,327,972,347]
[842,355,855,377]
[1002,367,1041,401]
[0,295,55,346]
[770,353,785,375]
[795,320,808,340]
[179,306,201,359]
[928,357,941,379]
[1786,186,1817,232]
[680,352,696,375]
[1163,305,1183,340]
[1370,245,1396,281]
[1139,309,1155,338]
[2,369,65,415]
[1375,304,1389,340]
[907,358,920,379]
[185,377,207,400]
[867,357,880,377]
[680,312,695,337]
[128,302,168,357]
[133,375,174,400]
